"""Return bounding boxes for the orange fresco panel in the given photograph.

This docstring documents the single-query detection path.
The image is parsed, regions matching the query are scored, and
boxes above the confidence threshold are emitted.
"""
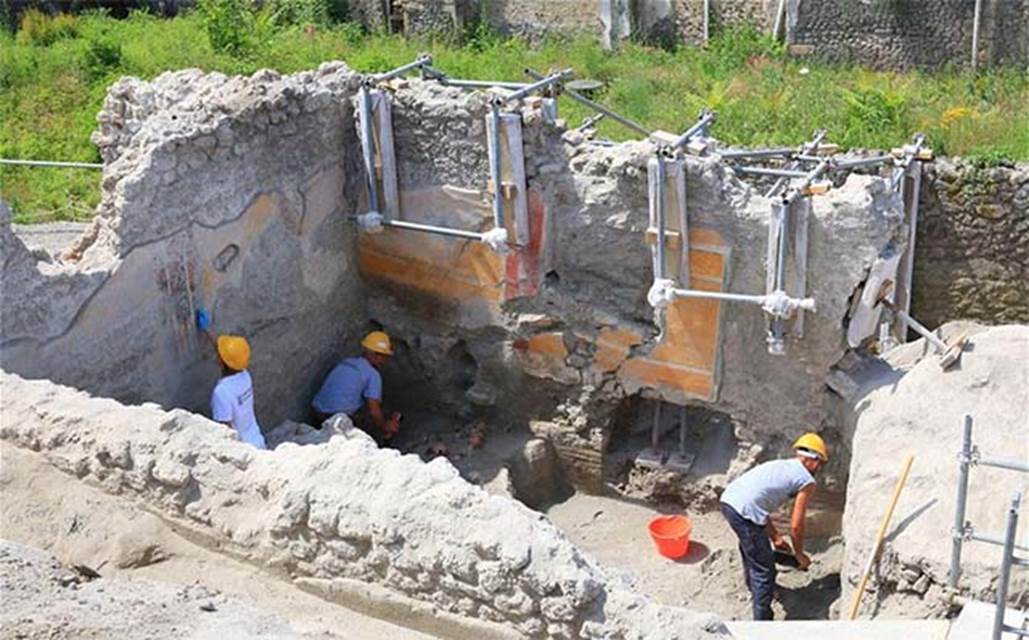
[526,332,568,358]
[689,251,725,280]
[618,229,727,401]
[688,227,725,248]
[359,230,504,303]
[618,358,714,399]
[592,326,644,373]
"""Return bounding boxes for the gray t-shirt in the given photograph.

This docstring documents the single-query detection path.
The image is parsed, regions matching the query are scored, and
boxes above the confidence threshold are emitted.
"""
[720,459,814,526]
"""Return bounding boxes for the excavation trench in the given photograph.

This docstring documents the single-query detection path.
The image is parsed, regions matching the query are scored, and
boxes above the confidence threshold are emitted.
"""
[3,62,1025,638]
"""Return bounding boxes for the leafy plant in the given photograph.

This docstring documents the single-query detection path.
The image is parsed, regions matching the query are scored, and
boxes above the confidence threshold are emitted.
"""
[16,10,79,46]
[197,0,255,55]
[83,37,123,80]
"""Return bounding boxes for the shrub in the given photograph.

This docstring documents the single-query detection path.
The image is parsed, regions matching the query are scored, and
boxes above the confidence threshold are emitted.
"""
[16,10,79,46]
[197,0,255,55]
[83,37,123,80]
[265,0,332,27]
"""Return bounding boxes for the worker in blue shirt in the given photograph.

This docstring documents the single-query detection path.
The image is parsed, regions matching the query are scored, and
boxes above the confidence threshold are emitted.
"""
[719,432,828,620]
[311,331,401,443]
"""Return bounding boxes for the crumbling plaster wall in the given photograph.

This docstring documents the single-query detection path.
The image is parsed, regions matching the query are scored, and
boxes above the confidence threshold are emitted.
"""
[358,78,907,493]
[0,64,368,429]
[0,372,728,640]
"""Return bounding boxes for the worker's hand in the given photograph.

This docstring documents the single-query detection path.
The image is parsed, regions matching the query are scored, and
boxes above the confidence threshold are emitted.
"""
[794,551,812,571]
[383,415,401,438]
[772,535,792,553]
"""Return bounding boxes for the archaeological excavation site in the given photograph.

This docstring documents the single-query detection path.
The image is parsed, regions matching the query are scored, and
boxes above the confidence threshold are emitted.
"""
[1,54,1027,640]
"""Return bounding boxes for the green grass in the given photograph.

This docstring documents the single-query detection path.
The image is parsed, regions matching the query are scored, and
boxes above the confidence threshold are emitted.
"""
[2,10,1027,223]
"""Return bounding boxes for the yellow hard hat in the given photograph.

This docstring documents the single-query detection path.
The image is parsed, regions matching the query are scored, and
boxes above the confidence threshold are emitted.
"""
[217,335,251,371]
[361,330,393,356]
[793,432,829,461]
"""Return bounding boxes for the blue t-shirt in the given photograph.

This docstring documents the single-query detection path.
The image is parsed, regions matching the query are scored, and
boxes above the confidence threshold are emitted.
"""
[312,357,382,415]
[720,459,814,526]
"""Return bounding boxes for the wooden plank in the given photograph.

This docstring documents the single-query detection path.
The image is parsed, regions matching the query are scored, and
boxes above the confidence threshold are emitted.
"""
[371,90,400,221]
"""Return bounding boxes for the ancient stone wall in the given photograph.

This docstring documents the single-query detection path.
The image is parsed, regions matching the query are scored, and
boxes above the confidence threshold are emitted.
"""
[0,64,368,429]
[0,372,727,640]
[357,78,906,496]
[912,160,1029,328]
[787,0,1029,69]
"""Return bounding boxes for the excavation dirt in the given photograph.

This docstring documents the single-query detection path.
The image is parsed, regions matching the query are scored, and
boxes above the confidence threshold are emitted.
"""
[546,493,842,622]
[0,445,433,640]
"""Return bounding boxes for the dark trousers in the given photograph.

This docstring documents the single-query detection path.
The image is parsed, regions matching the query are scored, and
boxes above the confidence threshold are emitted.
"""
[720,502,776,620]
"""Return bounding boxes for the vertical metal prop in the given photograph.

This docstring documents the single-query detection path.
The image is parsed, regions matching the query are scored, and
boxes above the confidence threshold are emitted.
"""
[652,401,662,451]
[949,414,974,588]
[703,0,710,44]
[899,161,922,337]
[678,406,687,458]
[992,492,1022,640]
[359,86,379,215]
[971,0,983,72]
[488,103,505,230]
[655,155,667,281]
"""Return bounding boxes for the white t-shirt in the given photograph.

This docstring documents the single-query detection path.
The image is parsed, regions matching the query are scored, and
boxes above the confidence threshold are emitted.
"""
[211,370,266,449]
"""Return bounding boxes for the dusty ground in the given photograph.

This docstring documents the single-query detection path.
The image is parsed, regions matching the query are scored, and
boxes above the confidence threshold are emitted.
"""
[0,445,433,640]
[546,492,842,621]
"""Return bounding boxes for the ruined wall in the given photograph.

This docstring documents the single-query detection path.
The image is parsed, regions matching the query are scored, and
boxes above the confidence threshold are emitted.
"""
[0,372,728,640]
[840,324,1029,617]
[787,0,1029,69]
[912,160,1029,328]
[0,64,367,429]
[358,78,906,496]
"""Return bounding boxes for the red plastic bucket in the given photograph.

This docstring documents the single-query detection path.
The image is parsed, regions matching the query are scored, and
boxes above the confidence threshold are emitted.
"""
[648,515,692,559]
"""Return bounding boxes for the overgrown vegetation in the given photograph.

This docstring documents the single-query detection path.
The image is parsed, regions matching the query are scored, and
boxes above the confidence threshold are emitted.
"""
[1,6,1026,223]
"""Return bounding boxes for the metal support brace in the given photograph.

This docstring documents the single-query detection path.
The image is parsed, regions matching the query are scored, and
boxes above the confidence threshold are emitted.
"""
[0,158,103,169]
[890,133,927,192]
[422,66,529,90]
[525,69,650,137]
[670,110,717,151]
[994,492,1023,640]
[764,129,827,198]
[358,86,379,216]
[368,54,432,85]
[897,156,923,339]
[485,108,529,245]
[950,414,974,587]
[718,147,795,160]
[493,69,573,106]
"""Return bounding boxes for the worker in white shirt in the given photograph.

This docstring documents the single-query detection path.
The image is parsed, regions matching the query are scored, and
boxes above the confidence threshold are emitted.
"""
[195,309,265,449]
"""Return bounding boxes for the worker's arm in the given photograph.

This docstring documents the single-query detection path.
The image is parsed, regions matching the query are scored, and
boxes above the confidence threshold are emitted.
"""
[790,484,815,569]
[366,399,400,437]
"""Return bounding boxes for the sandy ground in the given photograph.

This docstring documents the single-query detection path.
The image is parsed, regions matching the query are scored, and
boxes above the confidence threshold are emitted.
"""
[0,445,433,640]
[546,492,842,621]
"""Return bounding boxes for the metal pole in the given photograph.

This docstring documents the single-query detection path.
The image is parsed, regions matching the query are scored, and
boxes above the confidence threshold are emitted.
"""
[678,406,687,458]
[669,287,815,309]
[971,0,983,72]
[369,54,432,85]
[772,0,787,42]
[383,219,485,241]
[526,69,651,137]
[358,86,380,216]
[0,158,103,169]
[736,166,810,179]
[829,155,895,170]
[895,308,949,353]
[703,0,710,44]
[655,155,667,281]
[950,414,973,588]
[671,111,717,150]
[890,133,926,192]
[652,401,662,450]
[442,78,530,90]
[993,492,1021,640]
[968,531,1029,553]
[979,457,1029,474]
[719,147,795,160]
[496,69,573,105]
[764,129,827,198]
[488,103,505,230]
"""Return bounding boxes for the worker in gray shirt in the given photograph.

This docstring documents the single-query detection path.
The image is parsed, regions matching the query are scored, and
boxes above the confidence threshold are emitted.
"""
[719,432,828,620]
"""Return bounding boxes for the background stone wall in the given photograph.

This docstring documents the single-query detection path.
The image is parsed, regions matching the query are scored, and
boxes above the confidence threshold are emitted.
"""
[787,0,1029,69]
[912,159,1029,328]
